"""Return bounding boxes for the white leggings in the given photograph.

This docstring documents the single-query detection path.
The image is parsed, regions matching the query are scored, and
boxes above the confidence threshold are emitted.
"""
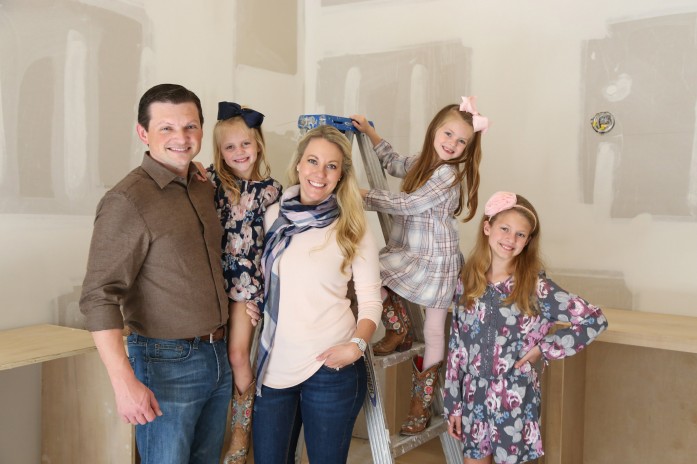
[422,307,448,370]
[380,288,448,370]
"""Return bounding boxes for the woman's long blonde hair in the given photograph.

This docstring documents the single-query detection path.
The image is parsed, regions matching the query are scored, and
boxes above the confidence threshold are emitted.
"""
[402,105,483,222]
[461,194,543,316]
[213,117,271,203]
[287,125,366,273]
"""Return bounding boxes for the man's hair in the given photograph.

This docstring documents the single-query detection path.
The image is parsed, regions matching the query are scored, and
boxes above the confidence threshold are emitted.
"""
[137,84,204,130]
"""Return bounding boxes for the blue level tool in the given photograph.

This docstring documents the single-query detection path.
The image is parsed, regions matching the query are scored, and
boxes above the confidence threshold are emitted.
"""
[297,114,374,133]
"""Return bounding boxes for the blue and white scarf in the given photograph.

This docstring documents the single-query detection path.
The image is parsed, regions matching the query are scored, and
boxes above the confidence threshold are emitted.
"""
[256,184,339,395]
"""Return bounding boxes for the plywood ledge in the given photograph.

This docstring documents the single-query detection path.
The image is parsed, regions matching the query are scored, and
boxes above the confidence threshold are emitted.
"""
[599,308,697,354]
[0,324,96,371]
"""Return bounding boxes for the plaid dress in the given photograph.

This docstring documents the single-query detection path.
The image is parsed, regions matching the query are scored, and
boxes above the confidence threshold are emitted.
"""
[364,140,463,310]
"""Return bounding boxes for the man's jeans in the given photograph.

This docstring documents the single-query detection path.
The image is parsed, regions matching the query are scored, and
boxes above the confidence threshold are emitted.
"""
[252,357,367,464]
[127,332,232,464]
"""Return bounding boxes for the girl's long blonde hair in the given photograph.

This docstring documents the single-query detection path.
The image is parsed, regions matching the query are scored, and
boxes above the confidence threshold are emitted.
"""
[461,194,543,316]
[287,125,366,273]
[213,117,271,203]
[402,105,483,222]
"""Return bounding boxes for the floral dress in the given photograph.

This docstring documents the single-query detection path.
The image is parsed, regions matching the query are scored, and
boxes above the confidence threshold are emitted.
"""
[443,273,608,463]
[207,167,282,304]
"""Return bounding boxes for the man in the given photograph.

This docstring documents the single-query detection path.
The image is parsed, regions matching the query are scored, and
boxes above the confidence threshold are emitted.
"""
[80,84,231,463]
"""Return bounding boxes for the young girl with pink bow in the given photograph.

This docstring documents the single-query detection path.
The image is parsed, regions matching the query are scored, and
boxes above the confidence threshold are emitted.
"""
[351,97,488,435]
[444,191,607,463]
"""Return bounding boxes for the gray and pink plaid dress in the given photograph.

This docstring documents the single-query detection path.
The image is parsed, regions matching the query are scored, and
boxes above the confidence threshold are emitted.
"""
[364,140,464,310]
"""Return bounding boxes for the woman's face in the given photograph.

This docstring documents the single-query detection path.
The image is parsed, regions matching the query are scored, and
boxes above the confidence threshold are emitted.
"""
[296,137,343,205]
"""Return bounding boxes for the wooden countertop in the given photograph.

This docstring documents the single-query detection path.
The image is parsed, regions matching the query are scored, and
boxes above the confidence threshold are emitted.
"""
[0,324,96,371]
[599,308,697,354]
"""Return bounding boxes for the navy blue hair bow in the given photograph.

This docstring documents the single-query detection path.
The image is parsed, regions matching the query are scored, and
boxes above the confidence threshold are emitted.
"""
[217,101,265,128]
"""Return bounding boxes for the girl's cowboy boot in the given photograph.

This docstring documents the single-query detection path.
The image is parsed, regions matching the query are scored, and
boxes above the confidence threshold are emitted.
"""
[373,288,413,356]
[223,379,256,464]
[400,357,442,435]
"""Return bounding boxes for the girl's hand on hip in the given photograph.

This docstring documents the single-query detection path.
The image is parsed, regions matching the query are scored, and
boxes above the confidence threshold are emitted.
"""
[514,345,542,369]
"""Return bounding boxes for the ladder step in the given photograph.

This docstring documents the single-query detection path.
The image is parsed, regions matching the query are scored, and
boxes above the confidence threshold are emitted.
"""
[370,342,425,369]
[389,417,452,458]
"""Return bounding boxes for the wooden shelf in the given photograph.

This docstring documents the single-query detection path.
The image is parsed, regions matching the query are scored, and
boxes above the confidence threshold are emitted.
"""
[0,324,97,371]
[598,307,697,353]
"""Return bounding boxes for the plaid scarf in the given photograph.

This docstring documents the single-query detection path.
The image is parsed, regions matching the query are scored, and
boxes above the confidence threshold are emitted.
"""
[256,184,339,395]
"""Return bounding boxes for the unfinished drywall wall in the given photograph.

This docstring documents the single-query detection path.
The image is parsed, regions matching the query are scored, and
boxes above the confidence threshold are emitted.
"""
[581,13,697,219]
[0,0,147,214]
[0,1,303,461]
[305,0,697,316]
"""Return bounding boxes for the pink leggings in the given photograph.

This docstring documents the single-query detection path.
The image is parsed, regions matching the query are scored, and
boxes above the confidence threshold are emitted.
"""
[380,288,448,370]
[422,307,448,370]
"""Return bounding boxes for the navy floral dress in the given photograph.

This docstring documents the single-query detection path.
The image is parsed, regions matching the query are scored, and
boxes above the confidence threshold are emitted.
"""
[443,273,608,463]
[207,166,282,304]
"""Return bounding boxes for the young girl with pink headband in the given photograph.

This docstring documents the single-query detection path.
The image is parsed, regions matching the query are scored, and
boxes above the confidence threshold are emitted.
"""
[444,191,608,463]
[351,97,488,435]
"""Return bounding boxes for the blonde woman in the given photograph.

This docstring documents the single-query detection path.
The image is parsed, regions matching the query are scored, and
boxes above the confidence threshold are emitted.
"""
[249,125,382,463]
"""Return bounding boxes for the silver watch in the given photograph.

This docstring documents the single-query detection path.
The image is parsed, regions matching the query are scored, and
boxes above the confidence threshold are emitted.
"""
[350,337,367,353]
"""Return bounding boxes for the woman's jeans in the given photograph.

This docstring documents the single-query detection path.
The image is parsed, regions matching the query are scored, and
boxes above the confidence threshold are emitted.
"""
[252,357,367,464]
[127,332,232,464]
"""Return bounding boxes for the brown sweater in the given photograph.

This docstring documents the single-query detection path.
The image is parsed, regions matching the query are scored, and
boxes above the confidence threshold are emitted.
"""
[79,153,228,339]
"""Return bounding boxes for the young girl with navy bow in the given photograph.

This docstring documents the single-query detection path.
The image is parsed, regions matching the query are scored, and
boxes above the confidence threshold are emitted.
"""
[205,102,282,464]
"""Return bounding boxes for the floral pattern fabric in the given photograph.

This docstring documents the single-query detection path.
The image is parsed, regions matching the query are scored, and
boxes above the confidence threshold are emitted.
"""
[207,166,282,304]
[443,273,608,463]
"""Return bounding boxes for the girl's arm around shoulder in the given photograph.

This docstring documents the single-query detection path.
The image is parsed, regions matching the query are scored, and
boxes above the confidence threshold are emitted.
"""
[364,163,457,216]
[536,274,609,361]
[351,226,383,328]
[260,177,283,208]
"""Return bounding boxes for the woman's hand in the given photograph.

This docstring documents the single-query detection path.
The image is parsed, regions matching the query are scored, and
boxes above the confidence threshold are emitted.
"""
[514,345,543,369]
[316,341,363,370]
[359,188,369,199]
[245,301,262,327]
[447,415,462,440]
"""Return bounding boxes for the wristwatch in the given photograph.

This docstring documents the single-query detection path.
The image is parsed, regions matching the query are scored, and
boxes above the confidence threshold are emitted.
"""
[350,337,367,354]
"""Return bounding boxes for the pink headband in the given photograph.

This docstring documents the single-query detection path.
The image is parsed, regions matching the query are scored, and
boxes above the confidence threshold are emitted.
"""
[484,191,537,231]
[459,96,490,134]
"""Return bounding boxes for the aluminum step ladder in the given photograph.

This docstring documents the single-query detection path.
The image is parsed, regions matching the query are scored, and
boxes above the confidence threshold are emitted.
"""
[298,114,463,464]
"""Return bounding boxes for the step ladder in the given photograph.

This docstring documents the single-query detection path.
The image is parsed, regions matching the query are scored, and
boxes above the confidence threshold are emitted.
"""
[298,114,463,464]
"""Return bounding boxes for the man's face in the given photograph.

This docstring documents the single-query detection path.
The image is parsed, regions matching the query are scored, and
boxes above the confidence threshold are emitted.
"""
[136,102,202,176]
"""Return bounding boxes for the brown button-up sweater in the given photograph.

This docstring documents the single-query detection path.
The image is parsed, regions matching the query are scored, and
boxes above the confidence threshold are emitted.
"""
[79,153,228,339]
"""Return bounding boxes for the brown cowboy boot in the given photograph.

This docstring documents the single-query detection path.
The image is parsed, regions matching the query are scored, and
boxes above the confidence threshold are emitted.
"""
[223,379,255,464]
[373,287,413,356]
[400,357,442,435]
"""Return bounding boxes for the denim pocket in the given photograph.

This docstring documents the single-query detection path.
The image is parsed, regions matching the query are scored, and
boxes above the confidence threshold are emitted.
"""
[146,339,192,363]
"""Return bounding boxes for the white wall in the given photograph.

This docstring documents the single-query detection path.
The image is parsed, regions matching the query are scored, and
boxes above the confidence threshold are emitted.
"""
[1,0,696,461]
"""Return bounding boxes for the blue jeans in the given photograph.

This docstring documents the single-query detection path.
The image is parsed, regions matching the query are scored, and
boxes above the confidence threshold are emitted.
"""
[127,332,232,464]
[252,357,367,464]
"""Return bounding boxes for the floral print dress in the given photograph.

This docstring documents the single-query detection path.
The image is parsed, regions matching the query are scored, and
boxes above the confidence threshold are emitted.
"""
[443,273,608,463]
[207,167,282,304]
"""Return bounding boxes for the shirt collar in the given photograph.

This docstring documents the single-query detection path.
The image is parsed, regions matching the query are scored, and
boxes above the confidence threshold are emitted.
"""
[141,152,196,188]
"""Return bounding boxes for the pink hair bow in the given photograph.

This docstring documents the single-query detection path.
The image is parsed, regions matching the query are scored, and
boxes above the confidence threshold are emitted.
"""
[484,191,537,231]
[460,96,490,134]
[484,191,517,217]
